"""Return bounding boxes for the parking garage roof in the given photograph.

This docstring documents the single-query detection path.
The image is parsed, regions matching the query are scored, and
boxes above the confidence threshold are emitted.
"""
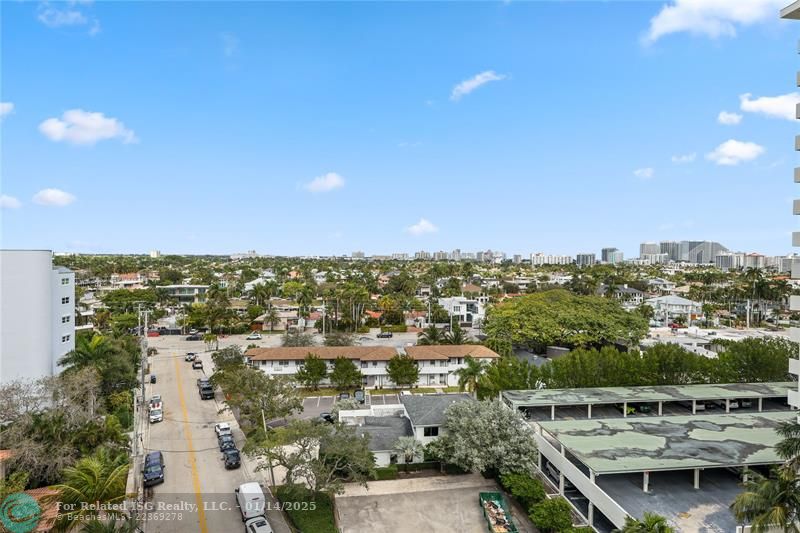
[539,410,797,475]
[502,381,794,409]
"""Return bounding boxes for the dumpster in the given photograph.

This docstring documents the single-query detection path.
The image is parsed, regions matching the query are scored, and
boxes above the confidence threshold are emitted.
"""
[479,492,518,533]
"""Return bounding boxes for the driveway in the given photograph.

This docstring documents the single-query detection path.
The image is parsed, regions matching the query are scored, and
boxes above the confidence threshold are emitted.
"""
[336,474,535,533]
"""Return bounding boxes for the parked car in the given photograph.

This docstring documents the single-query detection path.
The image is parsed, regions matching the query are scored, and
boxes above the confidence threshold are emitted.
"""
[199,383,214,400]
[244,516,273,533]
[192,360,203,370]
[186,334,201,341]
[142,451,165,487]
[149,405,163,423]
[246,332,262,340]
[185,353,197,361]
[740,398,753,408]
[222,449,241,469]
[150,374,157,384]
[215,422,232,437]
[377,331,393,338]
[319,412,334,424]
[354,389,365,404]
[149,395,162,408]
[218,434,236,451]
[338,392,350,401]
[198,378,211,387]
[235,482,266,521]
[189,329,199,335]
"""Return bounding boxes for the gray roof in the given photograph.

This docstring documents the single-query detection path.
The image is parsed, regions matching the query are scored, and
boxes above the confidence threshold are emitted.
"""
[355,416,412,451]
[539,411,797,474]
[400,393,473,427]
[502,382,794,409]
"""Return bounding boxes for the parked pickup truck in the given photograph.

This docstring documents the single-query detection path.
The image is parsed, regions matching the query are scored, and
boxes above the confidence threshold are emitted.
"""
[479,492,518,533]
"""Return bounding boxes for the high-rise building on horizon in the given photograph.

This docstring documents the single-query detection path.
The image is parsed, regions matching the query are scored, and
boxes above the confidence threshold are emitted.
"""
[601,247,624,264]
[576,253,596,267]
[639,242,660,257]
[1,250,75,384]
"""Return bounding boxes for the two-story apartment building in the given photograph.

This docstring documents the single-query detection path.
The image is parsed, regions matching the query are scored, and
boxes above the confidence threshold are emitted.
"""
[244,345,500,389]
[161,284,209,304]
[437,296,486,327]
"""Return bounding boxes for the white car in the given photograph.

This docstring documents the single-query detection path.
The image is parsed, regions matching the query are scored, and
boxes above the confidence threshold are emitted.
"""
[244,516,273,533]
[246,332,262,340]
[149,405,163,423]
[149,395,162,408]
[215,422,232,437]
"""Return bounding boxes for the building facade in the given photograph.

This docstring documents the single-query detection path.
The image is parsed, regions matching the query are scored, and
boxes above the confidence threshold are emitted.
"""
[0,250,75,383]
[576,253,596,267]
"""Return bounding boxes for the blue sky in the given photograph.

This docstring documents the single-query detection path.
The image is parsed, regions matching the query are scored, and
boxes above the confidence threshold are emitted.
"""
[1,0,799,257]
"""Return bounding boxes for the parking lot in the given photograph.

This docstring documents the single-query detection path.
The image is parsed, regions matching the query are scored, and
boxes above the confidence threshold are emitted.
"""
[297,393,402,420]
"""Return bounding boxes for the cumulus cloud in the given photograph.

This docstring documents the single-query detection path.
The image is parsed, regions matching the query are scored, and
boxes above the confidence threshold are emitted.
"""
[33,188,76,206]
[0,195,21,209]
[739,92,800,121]
[0,102,14,118]
[633,167,655,179]
[406,218,438,235]
[671,153,696,164]
[37,1,100,35]
[706,139,765,166]
[450,70,507,101]
[39,109,138,145]
[643,0,784,44]
[717,111,742,125]
[303,172,345,193]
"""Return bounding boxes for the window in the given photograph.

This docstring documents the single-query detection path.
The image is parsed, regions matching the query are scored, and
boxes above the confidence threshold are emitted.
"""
[279,360,289,366]
[62,315,71,323]
[61,277,70,285]
[61,335,71,343]
[61,296,70,304]
[361,362,367,368]
[453,305,461,312]
[423,427,439,437]
[372,361,377,367]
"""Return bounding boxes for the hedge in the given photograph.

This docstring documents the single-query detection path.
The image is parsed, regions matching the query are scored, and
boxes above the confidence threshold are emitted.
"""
[275,485,337,533]
[381,324,408,333]
[499,472,546,511]
[375,465,398,480]
[396,461,439,472]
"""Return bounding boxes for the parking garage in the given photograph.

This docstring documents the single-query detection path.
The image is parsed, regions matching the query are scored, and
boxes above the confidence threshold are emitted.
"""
[532,410,798,531]
[501,381,794,422]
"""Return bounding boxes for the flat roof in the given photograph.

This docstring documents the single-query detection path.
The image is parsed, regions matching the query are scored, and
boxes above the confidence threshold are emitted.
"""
[540,411,797,475]
[502,382,795,408]
[781,1,800,19]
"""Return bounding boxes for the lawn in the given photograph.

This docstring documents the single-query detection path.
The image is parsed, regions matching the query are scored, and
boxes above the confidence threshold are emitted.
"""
[275,485,337,533]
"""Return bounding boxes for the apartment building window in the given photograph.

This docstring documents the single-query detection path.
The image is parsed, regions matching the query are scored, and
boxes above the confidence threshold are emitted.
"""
[61,335,71,343]
[62,315,71,323]
[61,296,70,304]
[361,362,368,368]
[279,360,289,366]
[429,360,435,366]
[372,361,378,367]
[423,427,439,437]
[61,277,70,285]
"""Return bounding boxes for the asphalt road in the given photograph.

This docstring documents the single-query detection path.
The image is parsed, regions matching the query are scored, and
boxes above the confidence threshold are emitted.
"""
[143,345,290,533]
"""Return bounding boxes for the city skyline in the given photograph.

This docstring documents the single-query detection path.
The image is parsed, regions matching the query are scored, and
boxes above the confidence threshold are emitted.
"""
[2,1,798,255]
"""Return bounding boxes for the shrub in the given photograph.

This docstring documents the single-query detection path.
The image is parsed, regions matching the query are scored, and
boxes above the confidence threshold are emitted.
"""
[381,324,408,333]
[357,325,370,334]
[396,461,439,472]
[500,472,546,510]
[443,463,469,475]
[530,497,573,533]
[375,465,398,480]
[275,485,337,533]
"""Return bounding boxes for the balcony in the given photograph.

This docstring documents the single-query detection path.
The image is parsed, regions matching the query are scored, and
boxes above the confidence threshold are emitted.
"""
[790,358,800,376]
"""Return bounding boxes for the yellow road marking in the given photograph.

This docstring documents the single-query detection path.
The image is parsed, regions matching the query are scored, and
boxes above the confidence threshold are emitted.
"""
[174,356,209,533]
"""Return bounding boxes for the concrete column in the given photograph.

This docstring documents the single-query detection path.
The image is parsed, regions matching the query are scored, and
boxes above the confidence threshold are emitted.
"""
[692,400,697,414]
[588,502,594,526]
[551,405,556,420]
[623,401,628,418]
[726,399,730,414]
[559,473,565,495]
[537,452,542,470]
[693,468,700,489]
[758,398,763,412]
[742,469,749,483]
[590,471,596,483]
[587,404,592,419]
[658,401,663,416]
[643,471,650,493]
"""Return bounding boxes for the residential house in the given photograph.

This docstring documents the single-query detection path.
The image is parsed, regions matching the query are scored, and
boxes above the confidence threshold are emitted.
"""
[161,284,209,304]
[110,272,147,290]
[405,345,500,387]
[400,393,473,445]
[437,296,486,327]
[646,295,703,323]
[596,284,645,308]
[354,416,415,467]
[252,299,302,332]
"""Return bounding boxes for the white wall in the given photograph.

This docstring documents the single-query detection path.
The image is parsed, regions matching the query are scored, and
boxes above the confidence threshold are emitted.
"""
[1,250,74,383]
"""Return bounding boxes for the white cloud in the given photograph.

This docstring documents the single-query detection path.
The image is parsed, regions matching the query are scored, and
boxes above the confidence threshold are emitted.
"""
[37,1,100,35]
[671,153,696,163]
[406,218,438,235]
[633,167,655,179]
[717,110,742,125]
[0,195,21,209]
[0,102,14,118]
[39,109,138,145]
[450,70,507,101]
[706,139,765,166]
[739,92,800,121]
[303,172,345,193]
[33,188,76,206]
[220,32,239,58]
[643,0,784,44]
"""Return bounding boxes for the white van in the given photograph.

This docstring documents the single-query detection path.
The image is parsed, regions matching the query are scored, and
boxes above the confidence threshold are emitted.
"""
[235,482,266,521]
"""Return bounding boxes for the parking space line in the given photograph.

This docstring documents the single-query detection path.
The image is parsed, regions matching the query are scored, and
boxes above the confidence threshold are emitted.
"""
[317,396,321,407]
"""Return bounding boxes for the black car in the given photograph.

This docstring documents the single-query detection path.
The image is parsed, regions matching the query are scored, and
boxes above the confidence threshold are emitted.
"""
[150,374,157,384]
[142,451,165,487]
[186,334,201,341]
[377,331,393,338]
[222,449,241,469]
[319,412,334,424]
[218,434,236,452]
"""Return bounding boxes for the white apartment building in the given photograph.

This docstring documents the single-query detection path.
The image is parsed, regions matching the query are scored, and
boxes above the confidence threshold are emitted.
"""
[110,272,147,289]
[576,253,596,267]
[530,253,573,266]
[244,345,500,388]
[437,296,486,326]
[1,250,75,383]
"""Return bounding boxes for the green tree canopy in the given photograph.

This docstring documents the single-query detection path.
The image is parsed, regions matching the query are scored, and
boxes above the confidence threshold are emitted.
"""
[386,355,419,388]
[329,357,362,390]
[295,353,328,390]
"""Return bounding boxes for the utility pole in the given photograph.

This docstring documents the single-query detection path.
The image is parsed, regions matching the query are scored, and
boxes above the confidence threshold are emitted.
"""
[261,409,276,487]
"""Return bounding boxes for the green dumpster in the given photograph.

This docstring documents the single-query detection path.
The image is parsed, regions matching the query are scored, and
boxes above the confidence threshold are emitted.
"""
[479,491,518,533]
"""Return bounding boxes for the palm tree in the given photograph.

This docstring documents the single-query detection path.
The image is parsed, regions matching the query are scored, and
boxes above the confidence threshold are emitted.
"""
[51,448,129,531]
[444,324,468,345]
[59,334,110,372]
[393,436,423,464]
[453,356,486,395]
[264,304,280,334]
[615,512,675,532]
[731,467,800,532]
[776,419,800,470]
[417,325,444,345]
[252,283,270,306]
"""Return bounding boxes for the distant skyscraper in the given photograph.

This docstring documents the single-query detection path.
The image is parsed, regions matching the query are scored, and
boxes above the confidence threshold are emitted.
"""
[414,251,431,260]
[513,254,522,264]
[351,251,365,259]
[150,250,161,258]
[451,249,462,262]
[576,253,596,267]
[659,241,680,262]
[639,242,659,257]
[601,247,623,264]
